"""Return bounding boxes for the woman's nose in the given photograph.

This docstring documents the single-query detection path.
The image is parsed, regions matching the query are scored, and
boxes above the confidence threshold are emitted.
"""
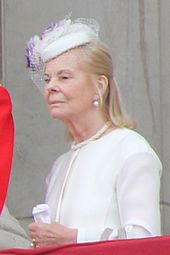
[45,78,60,92]
[47,87,59,93]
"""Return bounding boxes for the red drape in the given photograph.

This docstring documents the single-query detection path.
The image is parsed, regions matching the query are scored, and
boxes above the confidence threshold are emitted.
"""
[0,236,169,255]
[0,86,14,214]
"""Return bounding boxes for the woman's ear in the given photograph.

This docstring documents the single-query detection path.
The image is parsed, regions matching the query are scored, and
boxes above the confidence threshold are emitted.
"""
[97,75,108,96]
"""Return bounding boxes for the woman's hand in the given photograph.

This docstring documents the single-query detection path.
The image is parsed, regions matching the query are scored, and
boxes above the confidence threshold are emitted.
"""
[29,222,77,248]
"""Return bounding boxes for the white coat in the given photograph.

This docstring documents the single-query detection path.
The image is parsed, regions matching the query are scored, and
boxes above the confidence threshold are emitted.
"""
[45,128,162,242]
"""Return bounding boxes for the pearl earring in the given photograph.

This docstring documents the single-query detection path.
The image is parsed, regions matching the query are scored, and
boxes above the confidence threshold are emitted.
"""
[93,99,99,107]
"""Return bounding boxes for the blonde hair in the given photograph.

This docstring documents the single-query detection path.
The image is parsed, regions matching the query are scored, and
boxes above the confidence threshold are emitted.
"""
[78,42,135,129]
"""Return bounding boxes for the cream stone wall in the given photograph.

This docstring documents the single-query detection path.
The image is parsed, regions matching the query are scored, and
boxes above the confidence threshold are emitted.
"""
[0,0,169,236]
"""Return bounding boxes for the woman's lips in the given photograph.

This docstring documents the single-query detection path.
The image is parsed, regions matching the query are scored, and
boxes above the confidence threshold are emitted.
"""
[50,100,65,107]
[50,99,65,104]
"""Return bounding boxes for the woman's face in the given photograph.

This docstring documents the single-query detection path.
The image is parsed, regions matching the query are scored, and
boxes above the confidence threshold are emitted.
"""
[44,48,97,122]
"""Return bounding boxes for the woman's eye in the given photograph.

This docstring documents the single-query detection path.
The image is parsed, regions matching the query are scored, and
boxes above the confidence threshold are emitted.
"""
[44,78,50,83]
[61,76,69,80]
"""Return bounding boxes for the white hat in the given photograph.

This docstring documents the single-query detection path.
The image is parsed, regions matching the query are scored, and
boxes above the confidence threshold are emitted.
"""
[25,16,99,90]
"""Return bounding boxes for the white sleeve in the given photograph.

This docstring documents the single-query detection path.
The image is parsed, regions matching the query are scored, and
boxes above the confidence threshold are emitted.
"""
[116,152,162,238]
[77,227,121,243]
[77,152,162,242]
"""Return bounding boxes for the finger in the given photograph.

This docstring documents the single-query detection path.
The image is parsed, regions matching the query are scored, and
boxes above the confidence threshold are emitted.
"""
[28,222,38,230]
[29,232,36,240]
[29,229,36,237]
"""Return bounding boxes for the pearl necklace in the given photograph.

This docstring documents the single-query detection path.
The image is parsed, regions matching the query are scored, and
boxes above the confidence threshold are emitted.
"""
[71,122,111,150]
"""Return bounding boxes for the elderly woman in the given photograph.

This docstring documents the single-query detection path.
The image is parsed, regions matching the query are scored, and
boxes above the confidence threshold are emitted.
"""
[26,17,162,248]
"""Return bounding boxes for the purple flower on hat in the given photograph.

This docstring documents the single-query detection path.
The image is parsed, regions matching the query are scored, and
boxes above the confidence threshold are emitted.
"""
[25,35,42,71]
[25,38,34,68]
[40,19,70,40]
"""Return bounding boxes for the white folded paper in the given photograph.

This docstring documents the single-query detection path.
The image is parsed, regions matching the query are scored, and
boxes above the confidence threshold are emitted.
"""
[32,204,51,224]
